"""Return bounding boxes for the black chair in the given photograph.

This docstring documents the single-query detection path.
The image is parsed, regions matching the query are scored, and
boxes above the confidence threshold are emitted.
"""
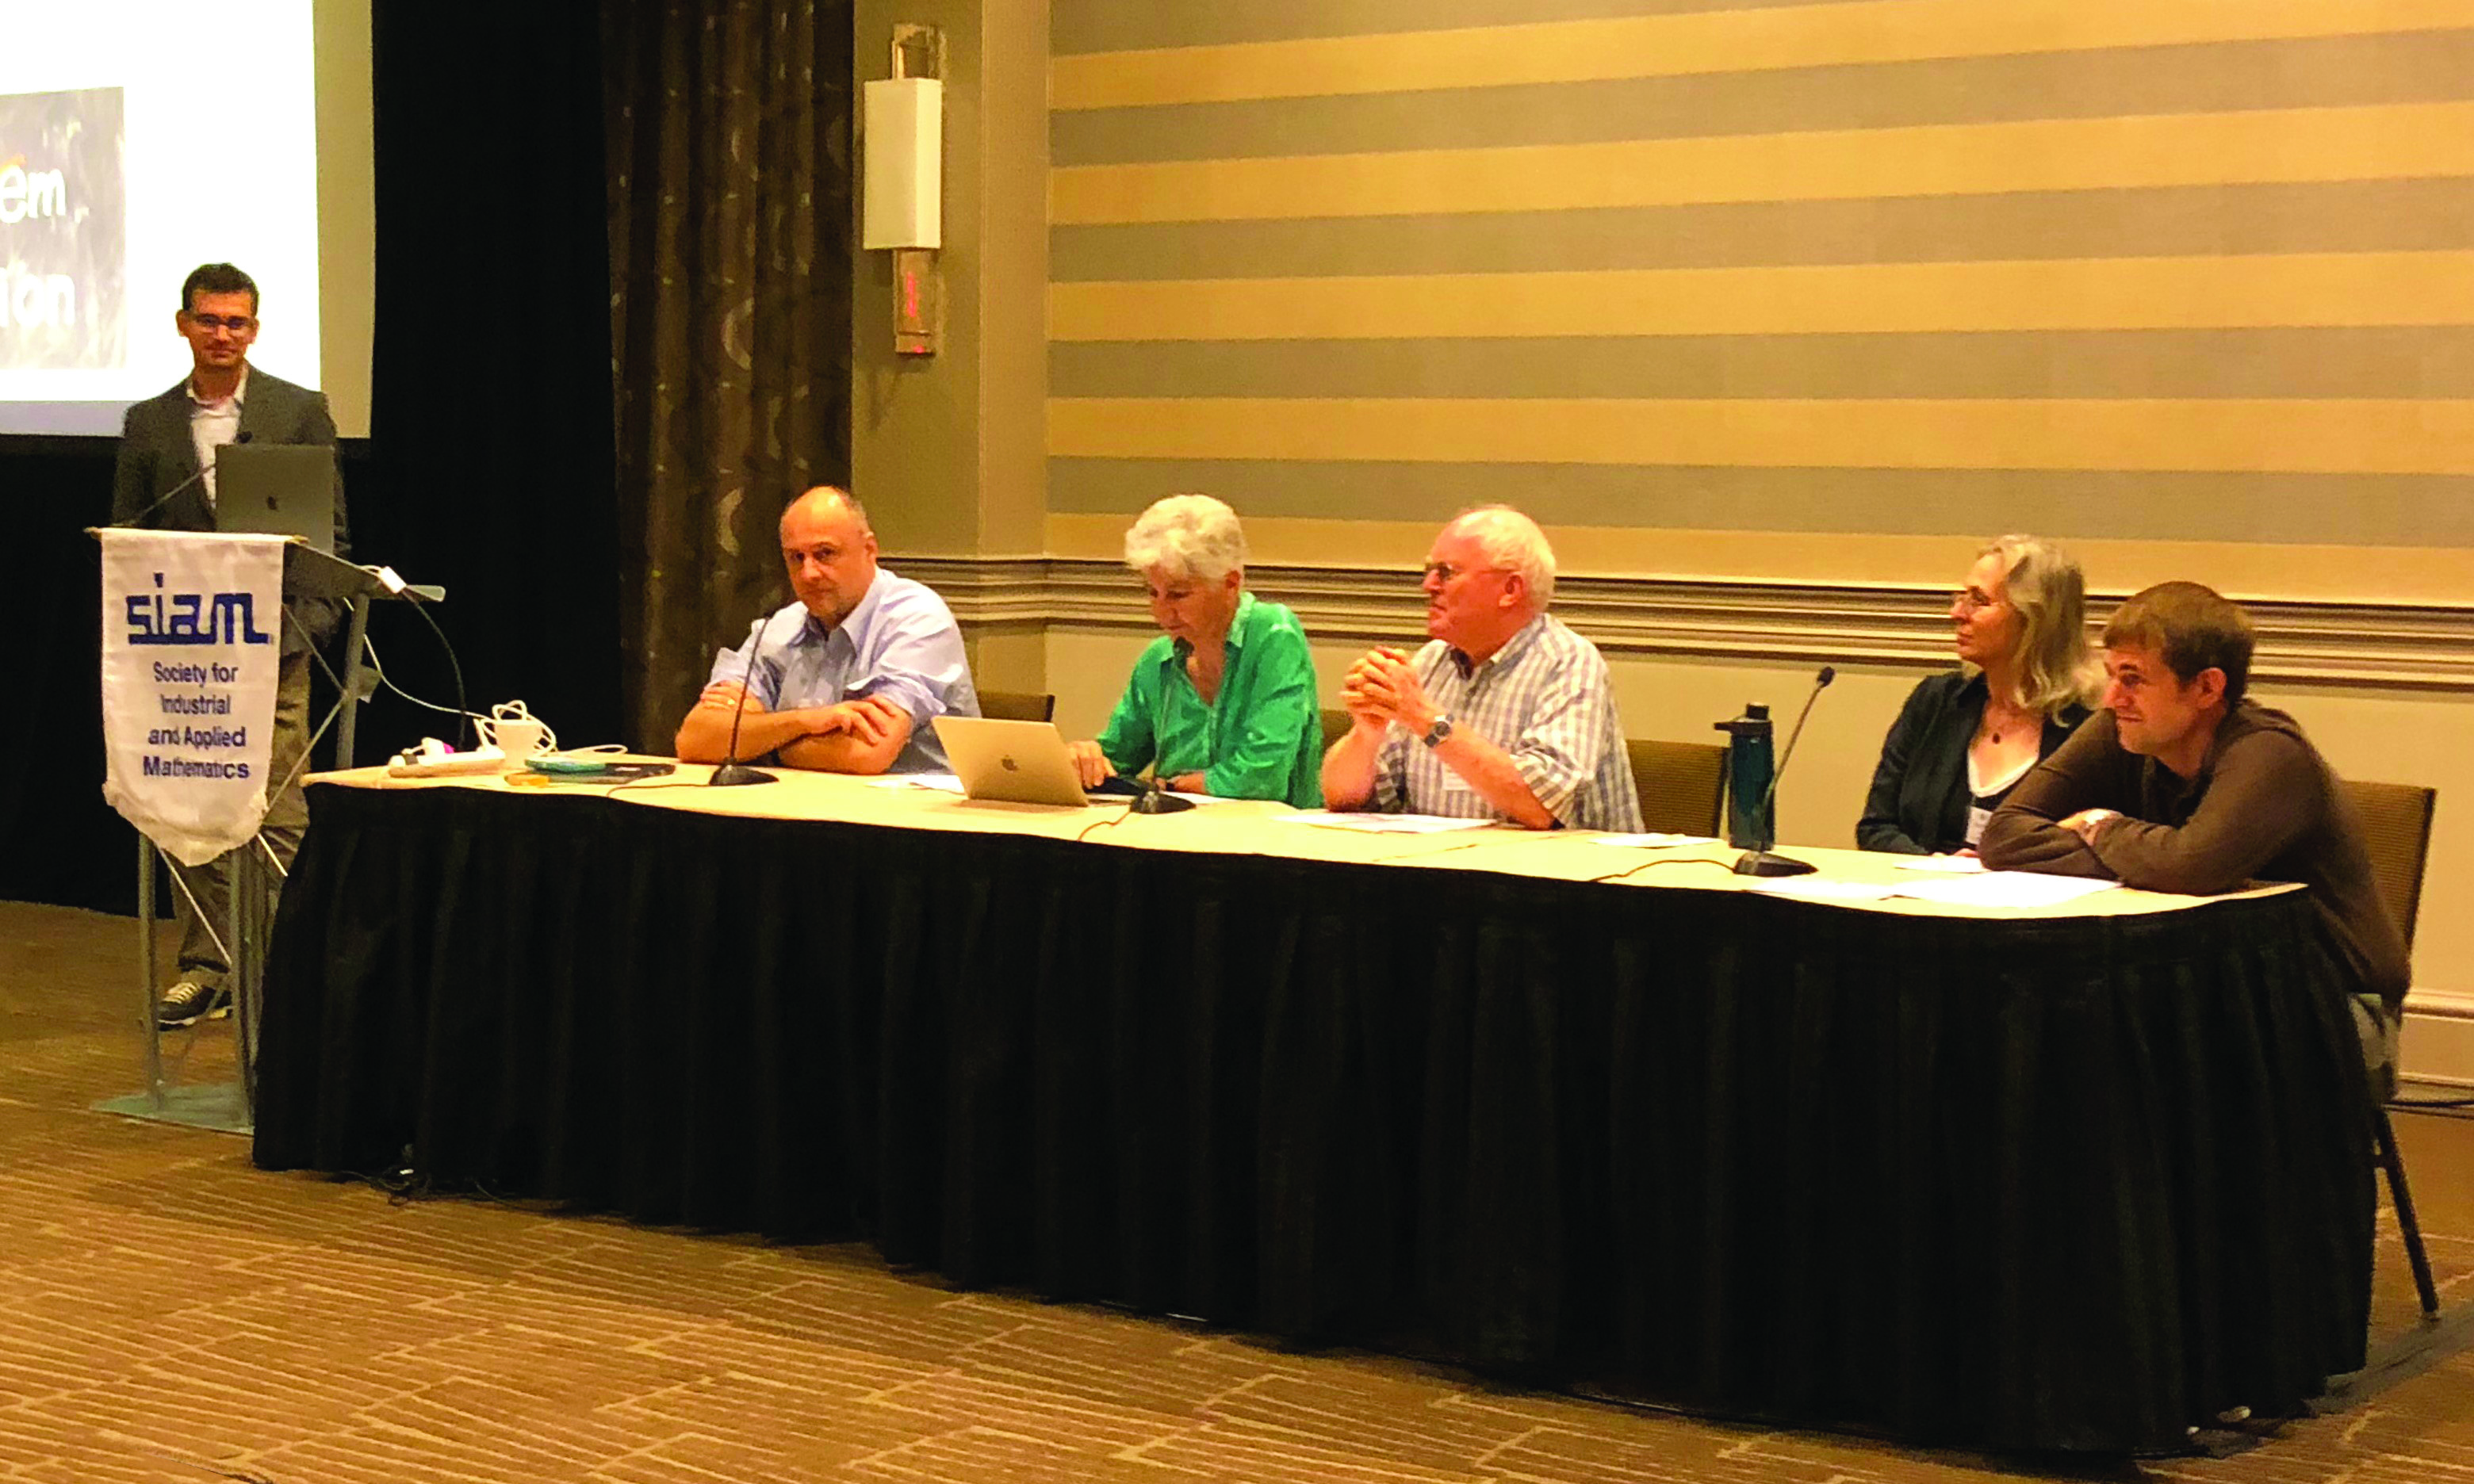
[2341,777,2441,1317]
[1626,738,1728,837]
[978,690,1056,724]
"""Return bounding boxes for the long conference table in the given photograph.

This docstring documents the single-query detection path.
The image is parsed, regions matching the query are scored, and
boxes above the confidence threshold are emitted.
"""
[252,765,2376,1455]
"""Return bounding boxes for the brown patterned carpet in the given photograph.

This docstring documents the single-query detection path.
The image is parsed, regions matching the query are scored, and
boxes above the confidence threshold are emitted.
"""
[2,899,2468,1483]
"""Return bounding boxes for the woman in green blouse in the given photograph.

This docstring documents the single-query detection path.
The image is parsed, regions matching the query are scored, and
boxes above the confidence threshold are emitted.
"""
[1067,495,1323,806]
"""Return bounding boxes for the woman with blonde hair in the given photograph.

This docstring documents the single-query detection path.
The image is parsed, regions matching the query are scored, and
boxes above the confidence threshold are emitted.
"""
[1859,535,2100,854]
[1067,494,1323,805]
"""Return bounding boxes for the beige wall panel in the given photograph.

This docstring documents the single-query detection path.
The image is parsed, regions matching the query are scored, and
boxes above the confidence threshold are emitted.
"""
[1051,253,2474,341]
[1052,102,2474,224]
[855,0,985,555]
[1049,396,2474,476]
[1051,0,2474,110]
[978,0,1051,556]
[967,623,1049,694]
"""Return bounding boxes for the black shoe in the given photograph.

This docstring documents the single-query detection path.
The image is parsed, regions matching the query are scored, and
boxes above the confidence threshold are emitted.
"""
[156,981,232,1030]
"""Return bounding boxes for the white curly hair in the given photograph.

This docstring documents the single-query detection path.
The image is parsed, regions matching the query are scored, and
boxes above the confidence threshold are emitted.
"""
[1123,494,1248,583]
[1448,504,1556,606]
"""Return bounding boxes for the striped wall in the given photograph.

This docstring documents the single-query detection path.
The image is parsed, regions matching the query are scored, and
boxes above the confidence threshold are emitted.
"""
[1046,0,2474,597]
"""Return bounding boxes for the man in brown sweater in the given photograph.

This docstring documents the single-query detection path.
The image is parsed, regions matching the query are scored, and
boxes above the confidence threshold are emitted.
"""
[1981,582,2411,1086]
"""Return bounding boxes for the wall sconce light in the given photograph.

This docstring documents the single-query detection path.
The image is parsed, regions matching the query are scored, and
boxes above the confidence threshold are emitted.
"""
[863,25,944,355]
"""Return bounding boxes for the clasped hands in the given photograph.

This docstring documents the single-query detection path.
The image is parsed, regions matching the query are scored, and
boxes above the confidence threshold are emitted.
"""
[697,682,907,745]
[1340,646,1438,737]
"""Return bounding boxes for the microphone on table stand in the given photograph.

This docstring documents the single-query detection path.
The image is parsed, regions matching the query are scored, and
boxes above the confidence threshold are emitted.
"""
[1127,772,1195,815]
[1732,664,1835,878]
[116,431,252,527]
[709,608,791,787]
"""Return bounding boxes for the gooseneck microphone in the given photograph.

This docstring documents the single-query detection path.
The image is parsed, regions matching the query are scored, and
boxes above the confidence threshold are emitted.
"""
[116,431,252,528]
[709,608,790,788]
[1732,664,1836,878]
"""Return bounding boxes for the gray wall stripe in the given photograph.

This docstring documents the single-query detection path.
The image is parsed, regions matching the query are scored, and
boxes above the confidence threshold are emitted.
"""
[1047,458,2474,547]
[1048,330,2474,402]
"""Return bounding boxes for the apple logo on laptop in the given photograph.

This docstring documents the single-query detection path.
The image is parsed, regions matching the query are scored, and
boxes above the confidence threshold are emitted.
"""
[1000,755,1018,772]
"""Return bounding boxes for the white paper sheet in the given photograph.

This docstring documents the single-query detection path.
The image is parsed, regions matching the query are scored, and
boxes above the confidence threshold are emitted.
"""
[1742,877,1899,903]
[1282,810,1498,835]
[870,772,966,794]
[1887,872,2123,908]
[1892,855,1987,874]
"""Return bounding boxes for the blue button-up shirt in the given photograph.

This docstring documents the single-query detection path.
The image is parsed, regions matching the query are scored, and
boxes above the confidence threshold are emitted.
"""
[707,568,980,773]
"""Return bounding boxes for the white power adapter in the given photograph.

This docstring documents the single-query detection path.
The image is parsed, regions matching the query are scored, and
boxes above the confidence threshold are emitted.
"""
[385,736,510,778]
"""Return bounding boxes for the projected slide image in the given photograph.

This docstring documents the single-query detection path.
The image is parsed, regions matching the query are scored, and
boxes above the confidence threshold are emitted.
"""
[0,2,338,434]
[0,87,125,371]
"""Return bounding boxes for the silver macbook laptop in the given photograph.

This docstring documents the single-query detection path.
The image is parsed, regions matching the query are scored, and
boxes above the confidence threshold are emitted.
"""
[216,443,337,551]
[935,716,1128,808]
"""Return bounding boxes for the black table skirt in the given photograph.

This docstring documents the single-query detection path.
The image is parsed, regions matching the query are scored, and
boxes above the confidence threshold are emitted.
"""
[255,783,2374,1452]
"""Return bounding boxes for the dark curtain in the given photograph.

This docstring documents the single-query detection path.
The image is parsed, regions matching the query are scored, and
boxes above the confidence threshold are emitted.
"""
[0,439,127,910]
[356,9,623,758]
[605,0,855,750]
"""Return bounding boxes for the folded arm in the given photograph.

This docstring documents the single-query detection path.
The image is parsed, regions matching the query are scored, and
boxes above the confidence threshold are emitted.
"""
[2084,729,2319,894]
[1978,718,2121,877]
[674,682,891,770]
[777,696,913,775]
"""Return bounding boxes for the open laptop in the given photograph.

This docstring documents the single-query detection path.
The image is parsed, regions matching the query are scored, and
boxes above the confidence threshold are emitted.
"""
[935,716,1134,808]
[216,443,337,551]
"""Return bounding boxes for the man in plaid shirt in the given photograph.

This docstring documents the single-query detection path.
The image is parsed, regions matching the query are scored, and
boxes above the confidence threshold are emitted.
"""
[1321,506,1642,832]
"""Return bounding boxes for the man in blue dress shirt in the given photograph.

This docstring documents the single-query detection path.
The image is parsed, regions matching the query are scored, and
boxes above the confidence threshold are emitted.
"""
[675,486,978,773]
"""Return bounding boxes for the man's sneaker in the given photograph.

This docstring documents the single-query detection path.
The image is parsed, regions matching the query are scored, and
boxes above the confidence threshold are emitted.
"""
[156,981,232,1030]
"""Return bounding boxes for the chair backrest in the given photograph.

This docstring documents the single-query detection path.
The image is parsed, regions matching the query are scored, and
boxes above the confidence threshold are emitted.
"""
[978,690,1056,725]
[2339,778,2437,954]
[1320,708,1352,752]
[1627,738,1728,838]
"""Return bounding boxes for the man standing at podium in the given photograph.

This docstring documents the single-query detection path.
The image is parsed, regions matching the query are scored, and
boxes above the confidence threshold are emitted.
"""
[111,263,349,1031]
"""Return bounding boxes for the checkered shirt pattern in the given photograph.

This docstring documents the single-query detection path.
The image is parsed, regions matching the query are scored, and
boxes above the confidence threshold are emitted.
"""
[1372,614,1643,832]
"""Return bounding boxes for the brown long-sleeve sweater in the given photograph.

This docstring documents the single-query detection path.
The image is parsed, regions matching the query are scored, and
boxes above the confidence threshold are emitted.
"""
[1979,702,2411,1010]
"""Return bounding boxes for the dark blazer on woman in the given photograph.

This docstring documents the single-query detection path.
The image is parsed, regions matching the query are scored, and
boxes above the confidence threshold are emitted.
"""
[1857,669,2089,855]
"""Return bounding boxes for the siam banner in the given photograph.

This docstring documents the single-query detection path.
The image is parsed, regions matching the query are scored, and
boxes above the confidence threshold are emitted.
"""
[97,530,285,866]
[0,86,126,370]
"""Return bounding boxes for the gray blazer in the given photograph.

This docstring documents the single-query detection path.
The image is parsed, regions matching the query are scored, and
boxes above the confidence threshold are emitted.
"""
[110,367,350,646]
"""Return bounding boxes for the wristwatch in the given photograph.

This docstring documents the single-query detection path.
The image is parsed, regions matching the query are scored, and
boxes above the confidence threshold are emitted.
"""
[1420,714,1454,749]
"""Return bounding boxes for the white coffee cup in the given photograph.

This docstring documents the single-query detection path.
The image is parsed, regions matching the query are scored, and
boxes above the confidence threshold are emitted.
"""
[479,714,549,764]
[475,712,549,767]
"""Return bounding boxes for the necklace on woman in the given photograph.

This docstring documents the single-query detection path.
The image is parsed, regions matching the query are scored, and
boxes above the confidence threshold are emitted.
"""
[1982,699,2032,744]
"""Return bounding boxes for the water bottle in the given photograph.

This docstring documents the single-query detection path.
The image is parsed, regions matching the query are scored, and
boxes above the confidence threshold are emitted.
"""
[1714,702,1775,851]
